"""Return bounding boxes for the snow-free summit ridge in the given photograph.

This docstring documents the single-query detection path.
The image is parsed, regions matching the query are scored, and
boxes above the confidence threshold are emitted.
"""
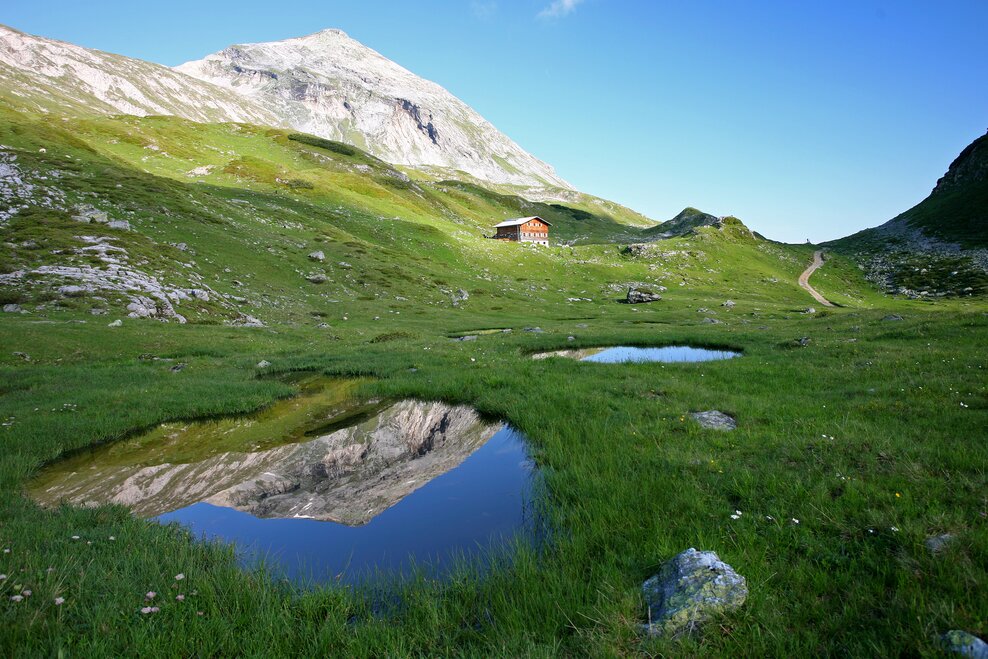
[175,28,571,189]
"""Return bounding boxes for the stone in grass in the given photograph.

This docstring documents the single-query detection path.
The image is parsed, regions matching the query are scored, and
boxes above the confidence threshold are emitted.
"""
[925,533,955,555]
[2,304,21,313]
[941,630,988,658]
[690,410,737,431]
[308,250,325,262]
[883,314,904,322]
[627,286,662,304]
[107,319,122,328]
[456,335,478,342]
[306,273,327,284]
[642,548,747,638]
[256,360,272,369]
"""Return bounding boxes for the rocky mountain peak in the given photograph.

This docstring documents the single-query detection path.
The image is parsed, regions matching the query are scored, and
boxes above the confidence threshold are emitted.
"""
[932,130,988,195]
[176,31,570,189]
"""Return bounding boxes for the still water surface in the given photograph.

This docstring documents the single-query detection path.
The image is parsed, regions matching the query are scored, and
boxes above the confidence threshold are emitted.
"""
[533,345,741,363]
[30,377,535,583]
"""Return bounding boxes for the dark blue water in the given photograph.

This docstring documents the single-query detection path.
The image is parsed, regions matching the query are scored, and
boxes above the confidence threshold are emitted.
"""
[157,426,535,584]
[581,345,740,363]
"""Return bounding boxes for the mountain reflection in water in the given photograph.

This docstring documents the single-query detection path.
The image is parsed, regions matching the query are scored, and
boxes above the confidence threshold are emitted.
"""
[30,378,536,582]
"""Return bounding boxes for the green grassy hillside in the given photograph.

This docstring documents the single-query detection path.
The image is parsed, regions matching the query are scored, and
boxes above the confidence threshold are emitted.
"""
[0,107,863,327]
[0,107,985,656]
[826,131,988,298]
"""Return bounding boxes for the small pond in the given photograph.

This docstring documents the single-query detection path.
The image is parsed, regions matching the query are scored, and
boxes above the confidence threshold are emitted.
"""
[29,376,536,584]
[532,345,741,363]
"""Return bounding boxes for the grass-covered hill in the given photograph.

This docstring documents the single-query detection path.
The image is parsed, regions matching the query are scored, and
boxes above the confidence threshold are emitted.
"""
[0,106,869,328]
[826,130,988,298]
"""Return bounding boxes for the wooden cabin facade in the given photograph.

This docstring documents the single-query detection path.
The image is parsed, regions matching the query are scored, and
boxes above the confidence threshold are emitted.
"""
[491,216,551,246]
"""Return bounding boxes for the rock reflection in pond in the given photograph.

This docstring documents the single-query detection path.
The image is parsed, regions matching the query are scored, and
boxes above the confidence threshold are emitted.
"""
[532,345,740,363]
[29,379,536,582]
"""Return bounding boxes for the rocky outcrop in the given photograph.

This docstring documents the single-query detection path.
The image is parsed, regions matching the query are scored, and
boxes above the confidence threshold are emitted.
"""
[626,286,662,304]
[644,207,722,239]
[642,548,748,638]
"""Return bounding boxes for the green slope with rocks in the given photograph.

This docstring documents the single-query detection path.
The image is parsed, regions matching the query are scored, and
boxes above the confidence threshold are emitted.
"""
[826,130,988,298]
[1,107,863,326]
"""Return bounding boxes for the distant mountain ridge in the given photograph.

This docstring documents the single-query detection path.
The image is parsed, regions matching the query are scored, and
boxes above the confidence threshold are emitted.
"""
[0,24,568,191]
[0,24,278,126]
[175,29,569,189]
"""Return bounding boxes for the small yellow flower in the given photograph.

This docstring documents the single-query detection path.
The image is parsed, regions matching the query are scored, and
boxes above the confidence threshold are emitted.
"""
[895,492,901,498]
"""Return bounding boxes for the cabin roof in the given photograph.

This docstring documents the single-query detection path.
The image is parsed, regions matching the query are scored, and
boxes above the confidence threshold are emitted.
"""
[493,216,552,228]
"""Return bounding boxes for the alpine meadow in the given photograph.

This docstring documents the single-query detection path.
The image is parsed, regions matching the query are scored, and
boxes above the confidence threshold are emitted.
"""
[0,9,985,658]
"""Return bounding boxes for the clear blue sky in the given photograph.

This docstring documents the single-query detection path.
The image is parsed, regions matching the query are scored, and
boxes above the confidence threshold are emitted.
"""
[4,1,987,242]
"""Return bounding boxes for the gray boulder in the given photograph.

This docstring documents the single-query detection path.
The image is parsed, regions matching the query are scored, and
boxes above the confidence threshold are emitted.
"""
[883,314,904,321]
[2,303,21,313]
[941,631,988,658]
[108,220,130,231]
[452,289,470,306]
[306,273,327,284]
[702,317,722,325]
[107,319,122,328]
[308,250,325,262]
[642,548,747,638]
[627,286,662,304]
[72,205,108,224]
[690,411,737,431]
[722,300,735,309]
[256,360,272,369]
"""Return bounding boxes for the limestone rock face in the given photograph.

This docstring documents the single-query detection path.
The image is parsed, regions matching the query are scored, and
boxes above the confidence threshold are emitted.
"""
[642,548,747,638]
[176,29,569,189]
